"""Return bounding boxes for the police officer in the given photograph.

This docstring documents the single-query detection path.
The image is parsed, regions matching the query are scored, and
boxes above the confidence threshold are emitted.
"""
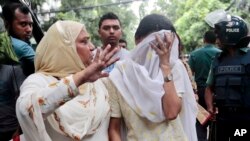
[205,12,250,141]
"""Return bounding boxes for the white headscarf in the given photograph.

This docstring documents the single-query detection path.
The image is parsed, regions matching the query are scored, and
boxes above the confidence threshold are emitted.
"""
[110,30,198,140]
[110,30,178,122]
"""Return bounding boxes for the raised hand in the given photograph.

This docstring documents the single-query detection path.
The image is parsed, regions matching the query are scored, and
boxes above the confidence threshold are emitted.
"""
[151,32,175,66]
[74,45,119,86]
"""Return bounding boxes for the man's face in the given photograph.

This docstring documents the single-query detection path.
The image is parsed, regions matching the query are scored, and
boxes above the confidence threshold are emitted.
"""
[98,19,122,48]
[119,42,127,49]
[10,8,33,42]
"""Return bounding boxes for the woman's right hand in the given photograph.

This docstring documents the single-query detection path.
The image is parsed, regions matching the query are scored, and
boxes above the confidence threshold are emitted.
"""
[74,45,119,86]
[151,32,175,77]
[151,32,174,67]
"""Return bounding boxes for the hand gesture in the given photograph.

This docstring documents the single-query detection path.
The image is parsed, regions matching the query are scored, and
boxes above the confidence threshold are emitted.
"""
[74,45,119,85]
[151,32,175,66]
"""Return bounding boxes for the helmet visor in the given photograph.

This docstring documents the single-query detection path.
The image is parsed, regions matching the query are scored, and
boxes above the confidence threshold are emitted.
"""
[205,9,230,28]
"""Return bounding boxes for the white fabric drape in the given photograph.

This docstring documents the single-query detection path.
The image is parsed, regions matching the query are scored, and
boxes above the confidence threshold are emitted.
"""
[110,30,178,122]
[109,30,198,140]
[46,80,110,138]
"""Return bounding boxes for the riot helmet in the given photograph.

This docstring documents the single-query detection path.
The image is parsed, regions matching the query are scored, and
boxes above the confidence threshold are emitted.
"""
[205,10,249,47]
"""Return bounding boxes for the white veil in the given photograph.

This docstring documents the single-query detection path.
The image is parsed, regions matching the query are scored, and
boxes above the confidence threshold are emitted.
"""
[110,30,179,122]
[109,30,198,140]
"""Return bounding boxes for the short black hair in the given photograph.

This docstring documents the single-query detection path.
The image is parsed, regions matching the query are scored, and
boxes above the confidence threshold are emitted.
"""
[98,12,121,28]
[2,2,30,24]
[135,14,176,40]
[204,30,216,44]
[119,38,127,44]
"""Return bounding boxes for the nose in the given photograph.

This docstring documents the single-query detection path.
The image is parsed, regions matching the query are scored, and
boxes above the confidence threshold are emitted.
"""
[89,42,95,51]
[110,27,114,33]
[26,24,33,33]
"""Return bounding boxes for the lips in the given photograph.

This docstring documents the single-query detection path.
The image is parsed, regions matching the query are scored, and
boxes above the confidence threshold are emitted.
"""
[108,36,116,40]
[25,35,32,39]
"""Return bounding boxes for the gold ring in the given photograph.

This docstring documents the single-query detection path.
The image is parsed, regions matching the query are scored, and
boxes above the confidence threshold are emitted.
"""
[163,43,167,48]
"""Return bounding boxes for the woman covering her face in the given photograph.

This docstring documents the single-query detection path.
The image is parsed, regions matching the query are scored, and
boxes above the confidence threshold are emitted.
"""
[107,14,198,141]
[16,20,118,141]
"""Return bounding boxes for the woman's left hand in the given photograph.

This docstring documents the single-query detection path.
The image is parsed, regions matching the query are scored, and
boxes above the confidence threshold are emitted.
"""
[84,45,120,81]
[74,45,119,85]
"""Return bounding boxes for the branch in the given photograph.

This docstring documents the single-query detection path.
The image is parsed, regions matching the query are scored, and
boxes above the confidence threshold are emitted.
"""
[37,0,147,15]
[225,0,236,11]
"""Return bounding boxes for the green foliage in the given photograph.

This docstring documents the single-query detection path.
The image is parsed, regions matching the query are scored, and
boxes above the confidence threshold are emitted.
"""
[42,0,137,49]
[42,11,79,31]
[0,31,19,63]
[176,0,228,52]
[153,0,230,53]
[5,0,248,51]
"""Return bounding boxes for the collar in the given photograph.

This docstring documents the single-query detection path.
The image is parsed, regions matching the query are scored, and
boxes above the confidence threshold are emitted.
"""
[203,44,217,48]
[239,47,249,53]
[218,47,249,58]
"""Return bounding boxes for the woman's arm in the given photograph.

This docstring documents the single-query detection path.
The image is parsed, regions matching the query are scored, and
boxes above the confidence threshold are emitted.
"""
[108,117,122,141]
[151,33,182,120]
[17,74,79,118]
[161,64,182,120]
[17,45,119,118]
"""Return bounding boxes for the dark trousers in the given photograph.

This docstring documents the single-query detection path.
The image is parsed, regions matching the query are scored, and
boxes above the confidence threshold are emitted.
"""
[197,86,207,109]
[0,130,16,141]
[196,120,208,141]
[215,112,250,141]
[197,86,208,141]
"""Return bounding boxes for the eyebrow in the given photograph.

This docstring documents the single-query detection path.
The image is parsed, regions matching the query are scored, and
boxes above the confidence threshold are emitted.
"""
[102,24,120,27]
[83,35,90,40]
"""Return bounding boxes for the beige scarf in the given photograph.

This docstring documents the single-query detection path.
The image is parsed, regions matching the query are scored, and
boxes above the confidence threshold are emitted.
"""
[18,21,110,141]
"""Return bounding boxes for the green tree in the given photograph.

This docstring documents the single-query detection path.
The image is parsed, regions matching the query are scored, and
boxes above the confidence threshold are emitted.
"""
[153,0,229,52]
[152,0,250,53]
[43,0,138,49]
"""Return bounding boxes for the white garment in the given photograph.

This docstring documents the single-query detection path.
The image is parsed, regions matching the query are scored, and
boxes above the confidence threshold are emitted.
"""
[109,30,198,141]
[171,60,198,141]
[16,73,110,141]
[116,47,130,60]
[110,30,179,122]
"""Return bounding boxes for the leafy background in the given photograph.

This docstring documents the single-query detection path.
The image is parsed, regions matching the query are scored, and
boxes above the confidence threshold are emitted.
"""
[1,0,249,53]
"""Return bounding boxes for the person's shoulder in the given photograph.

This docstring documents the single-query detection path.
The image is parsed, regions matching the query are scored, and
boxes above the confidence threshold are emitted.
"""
[211,45,221,51]
[22,73,50,86]
[11,37,30,48]
[203,44,221,53]
[211,51,222,61]
[190,46,204,55]
[11,37,24,44]
[240,47,250,53]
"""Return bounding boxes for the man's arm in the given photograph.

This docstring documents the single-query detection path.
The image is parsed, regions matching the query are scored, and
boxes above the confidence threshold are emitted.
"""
[205,68,215,114]
[205,86,214,113]
[108,117,122,141]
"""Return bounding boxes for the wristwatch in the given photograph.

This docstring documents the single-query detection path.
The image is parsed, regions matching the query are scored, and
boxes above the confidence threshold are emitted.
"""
[164,73,173,82]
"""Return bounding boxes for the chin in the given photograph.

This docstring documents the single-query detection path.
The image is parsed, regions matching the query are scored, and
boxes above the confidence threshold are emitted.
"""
[109,42,117,46]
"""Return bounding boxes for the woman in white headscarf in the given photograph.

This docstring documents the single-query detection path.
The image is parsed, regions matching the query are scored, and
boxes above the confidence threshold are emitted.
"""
[107,14,198,141]
[16,20,119,141]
